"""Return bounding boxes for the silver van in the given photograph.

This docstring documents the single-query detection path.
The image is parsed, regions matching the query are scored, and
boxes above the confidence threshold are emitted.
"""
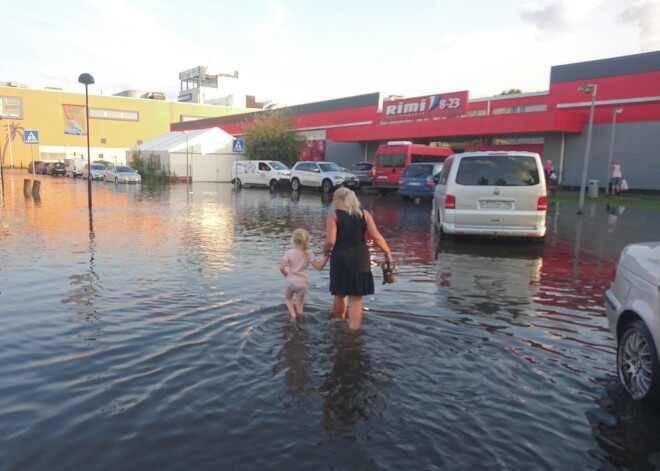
[432,151,547,239]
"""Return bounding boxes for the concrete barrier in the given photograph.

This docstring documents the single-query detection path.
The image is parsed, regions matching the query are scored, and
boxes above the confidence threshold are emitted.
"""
[23,179,32,197]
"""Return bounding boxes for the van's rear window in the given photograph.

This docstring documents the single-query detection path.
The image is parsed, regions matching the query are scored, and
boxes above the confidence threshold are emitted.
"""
[377,154,406,168]
[455,156,540,186]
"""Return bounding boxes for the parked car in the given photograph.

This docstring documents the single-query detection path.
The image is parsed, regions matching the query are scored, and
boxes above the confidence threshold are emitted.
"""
[231,160,290,189]
[83,163,107,180]
[27,161,42,174]
[399,162,444,200]
[605,242,660,402]
[104,165,142,183]
[432,151,547,240]
[65,158,87,178]
[351,161,374,188]
[48,162,66,176]
[93,160,113,169]
[37,162,51,175]
[289,161,359,193]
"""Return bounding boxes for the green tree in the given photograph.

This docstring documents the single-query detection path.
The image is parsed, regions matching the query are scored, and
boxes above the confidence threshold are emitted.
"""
[243,110,306,167]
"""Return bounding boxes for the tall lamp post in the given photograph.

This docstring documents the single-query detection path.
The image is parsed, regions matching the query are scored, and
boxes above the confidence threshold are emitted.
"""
[577,84,597,215]
[78,73,95,209]
[606,108,623,196]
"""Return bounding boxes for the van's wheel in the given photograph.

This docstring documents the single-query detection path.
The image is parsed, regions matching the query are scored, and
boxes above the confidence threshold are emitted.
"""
[291,178,301,191]
[322,179,333,193]
[618,320,660,401]
[235,178,242,188]
[115,177,119,184]
[269,179,278,190]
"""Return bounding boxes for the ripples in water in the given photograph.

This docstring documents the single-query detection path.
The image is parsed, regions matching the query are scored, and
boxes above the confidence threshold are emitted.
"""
[1,174,659,469]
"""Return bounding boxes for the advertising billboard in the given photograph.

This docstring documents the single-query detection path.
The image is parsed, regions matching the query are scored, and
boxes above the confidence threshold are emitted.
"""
[380,91,469,123]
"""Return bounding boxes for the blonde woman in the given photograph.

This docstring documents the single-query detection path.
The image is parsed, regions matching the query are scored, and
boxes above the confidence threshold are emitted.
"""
[323,187,392,330]
[280,228,329,320]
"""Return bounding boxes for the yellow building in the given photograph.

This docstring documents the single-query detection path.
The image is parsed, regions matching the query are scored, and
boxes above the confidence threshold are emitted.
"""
[0,85,252,168]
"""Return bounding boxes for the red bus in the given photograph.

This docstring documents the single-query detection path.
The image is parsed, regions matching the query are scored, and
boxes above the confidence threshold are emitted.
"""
[372,142,453,193]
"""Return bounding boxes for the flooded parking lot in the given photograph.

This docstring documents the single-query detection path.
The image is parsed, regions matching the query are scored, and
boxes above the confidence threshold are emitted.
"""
[1,169,660,470]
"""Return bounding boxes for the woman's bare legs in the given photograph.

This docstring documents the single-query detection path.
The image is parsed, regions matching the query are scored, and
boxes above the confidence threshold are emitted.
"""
[333,295,347,319]
[347,295,363,331]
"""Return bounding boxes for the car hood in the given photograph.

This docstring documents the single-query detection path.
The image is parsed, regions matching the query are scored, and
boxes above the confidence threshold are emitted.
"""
[620,242,660,287]
[324,171,356,178]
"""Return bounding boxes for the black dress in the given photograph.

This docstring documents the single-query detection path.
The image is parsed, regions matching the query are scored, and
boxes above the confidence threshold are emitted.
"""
[329,209,375,296]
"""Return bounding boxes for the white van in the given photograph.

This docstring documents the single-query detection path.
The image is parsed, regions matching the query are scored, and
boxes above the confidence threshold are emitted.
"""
[65,158,87,178]
[432,151,547,240]
[231,160,290,189]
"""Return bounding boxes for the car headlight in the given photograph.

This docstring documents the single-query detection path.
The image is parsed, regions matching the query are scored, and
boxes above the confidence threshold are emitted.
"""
[333,176,344,182]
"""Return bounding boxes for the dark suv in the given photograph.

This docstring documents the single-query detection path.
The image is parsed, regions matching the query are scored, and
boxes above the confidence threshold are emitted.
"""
[27,161,42,174]
[48,162,66,176]
[351,161,374,188]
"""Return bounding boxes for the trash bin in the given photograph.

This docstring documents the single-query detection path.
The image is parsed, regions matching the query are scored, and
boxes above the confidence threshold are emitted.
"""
[588,179,599,198]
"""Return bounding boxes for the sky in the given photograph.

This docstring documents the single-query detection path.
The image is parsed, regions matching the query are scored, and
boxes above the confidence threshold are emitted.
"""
[3,0,660,106]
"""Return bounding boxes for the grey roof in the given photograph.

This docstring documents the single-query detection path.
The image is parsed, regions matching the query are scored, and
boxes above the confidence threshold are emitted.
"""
[137,128,222,152]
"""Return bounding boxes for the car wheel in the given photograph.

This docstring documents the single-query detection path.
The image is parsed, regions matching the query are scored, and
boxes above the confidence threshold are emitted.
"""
[269,179,277,190]
[618,320,660,401]
[291,178,301,192]
[115,177,119,184]
[235,178,242,189]
[322,179,333,193]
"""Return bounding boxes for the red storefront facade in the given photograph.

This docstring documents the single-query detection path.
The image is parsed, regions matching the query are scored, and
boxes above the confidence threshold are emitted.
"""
[172,51,660,190]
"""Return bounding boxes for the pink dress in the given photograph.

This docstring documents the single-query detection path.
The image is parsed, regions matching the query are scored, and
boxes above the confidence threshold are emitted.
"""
[282,248,317,291]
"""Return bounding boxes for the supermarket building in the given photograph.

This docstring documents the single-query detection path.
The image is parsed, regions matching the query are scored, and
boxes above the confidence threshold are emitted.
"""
[172,51,660,191]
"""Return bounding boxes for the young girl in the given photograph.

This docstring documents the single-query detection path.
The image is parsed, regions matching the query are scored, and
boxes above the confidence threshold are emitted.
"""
[280,228,329,320]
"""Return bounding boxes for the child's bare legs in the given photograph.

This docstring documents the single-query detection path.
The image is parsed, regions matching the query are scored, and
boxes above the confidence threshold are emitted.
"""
[333,295,347,319]
[284,289,297,320]
[347,295,364,331]
[295,293,305,316]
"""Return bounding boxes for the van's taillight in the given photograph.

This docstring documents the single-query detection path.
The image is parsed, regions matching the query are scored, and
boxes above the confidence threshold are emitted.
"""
[537,196,548,211]
[398,180,404,186]
[445,194,456,209]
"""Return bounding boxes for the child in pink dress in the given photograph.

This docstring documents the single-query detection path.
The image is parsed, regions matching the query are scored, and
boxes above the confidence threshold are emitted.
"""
[280,228,329,320]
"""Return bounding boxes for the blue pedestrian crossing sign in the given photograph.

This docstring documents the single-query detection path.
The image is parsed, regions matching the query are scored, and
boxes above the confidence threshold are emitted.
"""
[24,130,39,145]
[232,139,245,153]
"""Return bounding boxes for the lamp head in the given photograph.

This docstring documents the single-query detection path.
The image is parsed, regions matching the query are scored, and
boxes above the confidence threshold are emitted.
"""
[614,108,623,114]
[577,84,597,94]
[78,73,95,86]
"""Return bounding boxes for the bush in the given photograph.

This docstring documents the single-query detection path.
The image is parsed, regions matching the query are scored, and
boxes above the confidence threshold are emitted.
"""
[131,150,171,183]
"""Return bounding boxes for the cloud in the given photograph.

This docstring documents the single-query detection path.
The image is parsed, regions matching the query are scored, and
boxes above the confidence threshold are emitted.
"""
[621,0,660,51]
[522,1,601,31]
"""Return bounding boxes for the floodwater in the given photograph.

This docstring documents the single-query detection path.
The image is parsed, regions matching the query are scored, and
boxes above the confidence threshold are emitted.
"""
[1,169,660,470]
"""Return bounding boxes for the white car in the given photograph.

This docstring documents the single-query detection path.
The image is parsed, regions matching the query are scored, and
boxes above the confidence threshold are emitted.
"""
[605,242,660,401]
[289,161,359,193]
[83,163,106,180]
[104,165,142,184]
[432,151,547,240]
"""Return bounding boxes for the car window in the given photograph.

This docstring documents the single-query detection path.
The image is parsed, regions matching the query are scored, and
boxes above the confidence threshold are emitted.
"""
[353,163,372,171]
[117,166,135,173]
[438,158,453,185]
[456,156,540,186]
[269,161,288,170]
[376,154,406,168]
[402,165,433,178]
[258,162,270,171]
[91,164,105,170]
[296,163,309,172]
[318,162,342,172]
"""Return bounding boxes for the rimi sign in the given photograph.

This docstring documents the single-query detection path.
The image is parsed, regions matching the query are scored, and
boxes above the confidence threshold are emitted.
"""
[380,91,469,123]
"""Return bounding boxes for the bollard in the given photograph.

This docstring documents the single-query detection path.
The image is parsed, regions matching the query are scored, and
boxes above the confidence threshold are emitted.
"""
[32,180,41,199]
[23,179,32,198]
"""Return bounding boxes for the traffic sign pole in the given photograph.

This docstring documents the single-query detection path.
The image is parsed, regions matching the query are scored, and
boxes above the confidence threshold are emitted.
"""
[31,146,35,178]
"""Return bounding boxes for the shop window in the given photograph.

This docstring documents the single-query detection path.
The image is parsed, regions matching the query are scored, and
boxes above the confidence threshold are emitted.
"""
[0,96,23,119]
[89,108,139,121]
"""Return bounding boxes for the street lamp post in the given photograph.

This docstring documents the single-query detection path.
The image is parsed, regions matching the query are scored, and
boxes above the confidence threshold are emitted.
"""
[78,73,95,209]
[606,108,623,196]
[577,84,597,215]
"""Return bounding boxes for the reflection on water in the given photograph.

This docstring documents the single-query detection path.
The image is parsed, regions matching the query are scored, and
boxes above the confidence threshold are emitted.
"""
[1,170,660,469]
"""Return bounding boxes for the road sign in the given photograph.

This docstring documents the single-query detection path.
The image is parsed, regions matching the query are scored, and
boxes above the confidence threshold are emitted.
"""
[232,139,245,153]
[24,130,39,145]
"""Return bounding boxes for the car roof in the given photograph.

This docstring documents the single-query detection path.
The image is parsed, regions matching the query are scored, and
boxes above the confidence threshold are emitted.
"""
[452,151,540,158]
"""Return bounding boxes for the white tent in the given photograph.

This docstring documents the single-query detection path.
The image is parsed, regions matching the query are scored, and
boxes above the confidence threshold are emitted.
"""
[127,127,241,182]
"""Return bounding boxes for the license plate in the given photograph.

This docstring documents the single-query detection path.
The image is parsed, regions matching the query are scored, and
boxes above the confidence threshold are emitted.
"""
[480,200,513,210]
[409,182,421,186]
[377,175,388,179]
